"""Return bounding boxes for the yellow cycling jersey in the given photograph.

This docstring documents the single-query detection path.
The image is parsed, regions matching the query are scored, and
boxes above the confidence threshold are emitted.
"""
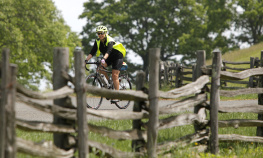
[96,35,126,57]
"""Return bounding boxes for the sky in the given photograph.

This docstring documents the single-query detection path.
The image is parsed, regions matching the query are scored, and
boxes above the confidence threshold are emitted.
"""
[53,0,87,34]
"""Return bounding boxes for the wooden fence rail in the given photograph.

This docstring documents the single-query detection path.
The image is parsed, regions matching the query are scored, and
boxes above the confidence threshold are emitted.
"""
[0,48,209,158]
[161,51,261,89]
[159,49,263,154]
[2,48,263,157]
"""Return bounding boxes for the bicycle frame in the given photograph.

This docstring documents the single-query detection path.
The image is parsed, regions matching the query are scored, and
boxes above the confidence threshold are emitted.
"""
[85,60,132,109]
[85,61,111,87]
[85,61,129,88]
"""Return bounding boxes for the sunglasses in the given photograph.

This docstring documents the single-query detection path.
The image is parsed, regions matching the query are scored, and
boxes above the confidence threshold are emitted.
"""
[97,32,105,35]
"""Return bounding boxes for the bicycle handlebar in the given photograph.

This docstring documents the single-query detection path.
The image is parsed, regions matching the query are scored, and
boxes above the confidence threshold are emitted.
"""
[85,60,100,65]
[85,62,100,64]
[85,60,107,71]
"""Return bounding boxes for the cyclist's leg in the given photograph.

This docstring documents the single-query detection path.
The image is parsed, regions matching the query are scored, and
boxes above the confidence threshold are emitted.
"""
[98,63,109,80]
[112,58,123,90]
[112,69,120,90]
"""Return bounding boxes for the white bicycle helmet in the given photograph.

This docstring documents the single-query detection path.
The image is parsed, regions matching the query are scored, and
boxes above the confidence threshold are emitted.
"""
[96,25,108,33]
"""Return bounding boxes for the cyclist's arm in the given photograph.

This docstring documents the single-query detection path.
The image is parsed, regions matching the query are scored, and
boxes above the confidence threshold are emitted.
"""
[86,41,97,61]
[86,54,93,61]
[103,53,109,60]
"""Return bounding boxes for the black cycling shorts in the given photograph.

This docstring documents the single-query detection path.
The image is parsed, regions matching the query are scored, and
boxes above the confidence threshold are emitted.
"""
[106,58,123,71]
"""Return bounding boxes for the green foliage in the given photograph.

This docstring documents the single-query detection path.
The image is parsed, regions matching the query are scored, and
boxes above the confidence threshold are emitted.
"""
[0,0,81,90]
[80,0,239,73]
[79,0,263,72]
[235,0,263,45]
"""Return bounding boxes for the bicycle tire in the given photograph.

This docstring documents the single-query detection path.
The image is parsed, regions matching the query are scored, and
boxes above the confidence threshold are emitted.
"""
[86,74,103,109]
[114,75,132,109]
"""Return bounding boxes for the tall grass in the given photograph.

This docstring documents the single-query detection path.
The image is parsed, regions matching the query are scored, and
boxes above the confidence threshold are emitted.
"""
[207,42,263,65]
[87,112,263,158]
[16,111,263,157]
[16,129,53,158]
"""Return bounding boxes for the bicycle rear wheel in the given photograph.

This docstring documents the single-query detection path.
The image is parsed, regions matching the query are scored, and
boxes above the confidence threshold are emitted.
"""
[114,75,132,109]
[86,74,103,109]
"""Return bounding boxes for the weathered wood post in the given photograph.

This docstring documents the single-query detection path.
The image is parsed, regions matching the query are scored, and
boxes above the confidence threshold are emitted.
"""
[132,71,146,152]
[53,48,72,150]
[255,57,260,87]
[5,64,17,158]
[175,63,180,88]
[159,61,163,89]
[147,48,160,158]
[193,50,206,132]
[0,49,17,158]
[179,65,184,87]
[257,50,263,136]
[0,48,10,158]
[221,60,227,87]
[249,57,255,88]
[74,50,88,157]
[194,50,206,81]
[168,62,174,86]
[164,61,168,85]
[171,62,176,86]
[210,50,221,154]
[192,64,196,82]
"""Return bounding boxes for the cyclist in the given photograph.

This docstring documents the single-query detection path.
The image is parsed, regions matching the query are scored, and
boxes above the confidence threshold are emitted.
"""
[85,25,126,102]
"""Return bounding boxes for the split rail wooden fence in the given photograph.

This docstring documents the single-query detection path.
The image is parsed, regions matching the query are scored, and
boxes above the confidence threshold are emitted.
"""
[202,50,263,154]
[220,56,260,89]
[1,48,263,157]
[159,60,194,88]
[160,50,261,89]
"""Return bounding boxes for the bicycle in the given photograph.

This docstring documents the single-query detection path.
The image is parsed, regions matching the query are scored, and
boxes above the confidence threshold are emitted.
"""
[85,60,132,109]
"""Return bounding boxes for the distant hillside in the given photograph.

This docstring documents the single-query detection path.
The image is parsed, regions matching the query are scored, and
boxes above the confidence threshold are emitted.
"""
[207,42,263,65]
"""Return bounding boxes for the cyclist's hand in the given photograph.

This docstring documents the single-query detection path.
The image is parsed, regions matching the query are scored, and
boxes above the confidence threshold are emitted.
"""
[101,58,105,64]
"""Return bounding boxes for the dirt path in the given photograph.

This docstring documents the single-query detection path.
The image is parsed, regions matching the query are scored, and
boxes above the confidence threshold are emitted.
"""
[15,97,135,122]
[15,98,258,122]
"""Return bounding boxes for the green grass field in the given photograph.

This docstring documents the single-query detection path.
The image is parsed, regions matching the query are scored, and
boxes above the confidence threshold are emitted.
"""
[16,111,263,158]
[207,42,263,65]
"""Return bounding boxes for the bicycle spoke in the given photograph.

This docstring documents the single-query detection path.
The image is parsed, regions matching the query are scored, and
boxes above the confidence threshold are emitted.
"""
[86,74,103,109]
[114,75,132,109]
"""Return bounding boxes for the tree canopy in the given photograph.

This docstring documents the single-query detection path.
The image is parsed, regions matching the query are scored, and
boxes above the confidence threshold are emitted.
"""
[0,0,81,90]
[80,0,238,73]
[2,0,262,88]
[235,0,263,45]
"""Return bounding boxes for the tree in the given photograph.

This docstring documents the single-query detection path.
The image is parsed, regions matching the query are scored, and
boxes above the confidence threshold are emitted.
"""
[80,0,202,71]
[184,0,238,59]
[0,0,81,90]
[235,0,263,45]
[80,0,238,73]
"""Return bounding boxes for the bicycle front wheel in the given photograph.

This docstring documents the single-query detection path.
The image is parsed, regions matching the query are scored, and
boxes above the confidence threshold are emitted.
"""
[86,74,103,109]
[114,75,132,109]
